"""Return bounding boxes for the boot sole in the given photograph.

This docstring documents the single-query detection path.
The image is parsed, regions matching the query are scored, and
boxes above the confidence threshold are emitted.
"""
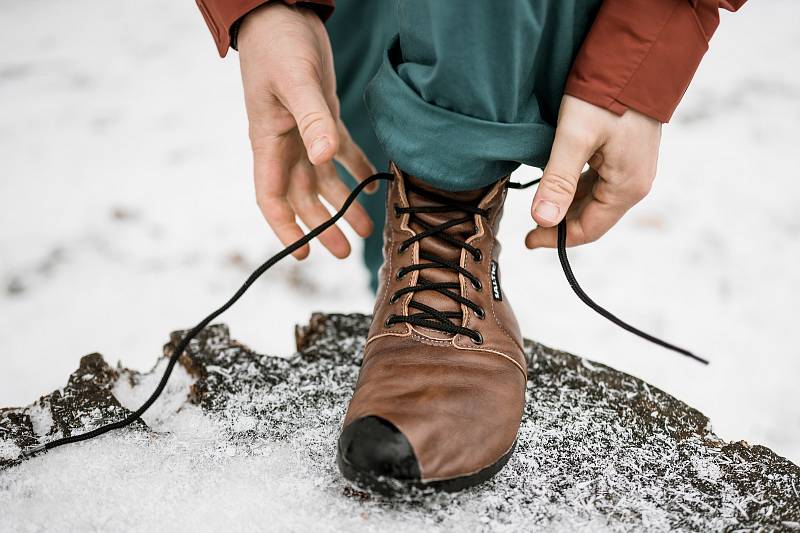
[336,440,517,496]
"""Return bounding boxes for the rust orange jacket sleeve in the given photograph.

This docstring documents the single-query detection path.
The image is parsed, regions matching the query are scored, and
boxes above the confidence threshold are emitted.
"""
[565,0,746,123]
[196,0,334,57]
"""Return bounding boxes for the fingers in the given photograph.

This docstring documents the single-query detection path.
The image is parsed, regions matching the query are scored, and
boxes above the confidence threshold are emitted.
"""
[525,172,644,249]
[253,145,311,260]
[287,167,352,259]
[259,196,313,259]
[525,201,624,249]
[253,130,372,260]
[531,127,597,228]
[280,82,340,166]
[316,162,374,238]
[334,121,379,193]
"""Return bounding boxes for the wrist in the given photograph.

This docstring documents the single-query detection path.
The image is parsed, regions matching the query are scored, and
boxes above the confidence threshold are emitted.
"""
[236,2,281,52]
[237,1,321,52]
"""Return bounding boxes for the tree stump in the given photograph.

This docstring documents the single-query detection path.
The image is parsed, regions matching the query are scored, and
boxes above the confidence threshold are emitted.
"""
[1,313,798,531]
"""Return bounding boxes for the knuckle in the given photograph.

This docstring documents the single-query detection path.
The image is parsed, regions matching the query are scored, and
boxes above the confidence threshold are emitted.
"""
[296,109,329,138]
[256,194,280,216]
[573,220,596,245]
[579,231,597,246]
[293,193,316,209]
[256,195,276,214]
[629,178,653,201]
[543,172,577,197]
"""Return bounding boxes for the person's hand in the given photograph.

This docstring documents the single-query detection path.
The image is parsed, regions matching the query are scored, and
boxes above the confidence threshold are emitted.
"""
[526,95,662,248]
[238,2,376,259]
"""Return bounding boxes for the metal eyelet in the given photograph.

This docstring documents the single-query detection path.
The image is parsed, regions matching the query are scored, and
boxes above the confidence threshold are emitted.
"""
[389,293,400,304]
[396,269,406,280]
[393,204,401,219]
[471,332,484,345]
[397,244,407,255]
[473,250,483,262]
[384,316,394,328]
[475,307,485,320]
[472,279,482,291]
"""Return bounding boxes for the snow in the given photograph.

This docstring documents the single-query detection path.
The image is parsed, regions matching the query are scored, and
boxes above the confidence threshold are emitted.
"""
[4,318,795,532]
[26,401,53,438]
[112,359,195,430]
[0,441,19,463]
[0,0,798,483]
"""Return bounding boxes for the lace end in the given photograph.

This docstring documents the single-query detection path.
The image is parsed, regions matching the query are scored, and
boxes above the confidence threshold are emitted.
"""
[506,178,541,189]
[20,444,47,459]
[687,352,710,366]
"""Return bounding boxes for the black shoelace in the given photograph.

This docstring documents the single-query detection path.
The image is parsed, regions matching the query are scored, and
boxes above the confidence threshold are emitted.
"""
[19,171,706,460]
[386,182,488,344]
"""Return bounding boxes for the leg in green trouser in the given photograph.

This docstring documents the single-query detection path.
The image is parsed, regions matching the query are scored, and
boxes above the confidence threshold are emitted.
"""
[365,0,602,190]
[328,0,601,287]
[326,2,396,291]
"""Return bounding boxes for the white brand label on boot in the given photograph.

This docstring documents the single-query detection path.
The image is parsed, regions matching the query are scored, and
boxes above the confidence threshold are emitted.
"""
[490,260,502,301]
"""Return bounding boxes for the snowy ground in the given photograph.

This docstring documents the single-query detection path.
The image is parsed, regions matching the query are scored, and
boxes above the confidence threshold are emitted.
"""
[0,0,798,473]
[5,318,796,532]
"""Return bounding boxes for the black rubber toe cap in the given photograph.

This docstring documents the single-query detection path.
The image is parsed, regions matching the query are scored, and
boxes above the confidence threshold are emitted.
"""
[338,416,421,481]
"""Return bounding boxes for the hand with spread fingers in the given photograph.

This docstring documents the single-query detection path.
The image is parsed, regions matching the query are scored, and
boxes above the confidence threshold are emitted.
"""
[238,2,377,260]
[526,95,662,249]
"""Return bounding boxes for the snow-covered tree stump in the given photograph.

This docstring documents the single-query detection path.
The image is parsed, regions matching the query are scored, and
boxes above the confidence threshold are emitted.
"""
[1,313,798,531]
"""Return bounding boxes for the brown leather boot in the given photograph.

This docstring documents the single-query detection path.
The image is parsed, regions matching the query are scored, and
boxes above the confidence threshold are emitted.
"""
[337,163,527,494]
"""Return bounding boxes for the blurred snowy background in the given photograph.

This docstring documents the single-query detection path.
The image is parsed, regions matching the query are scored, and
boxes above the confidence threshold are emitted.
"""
[0,0,797,468]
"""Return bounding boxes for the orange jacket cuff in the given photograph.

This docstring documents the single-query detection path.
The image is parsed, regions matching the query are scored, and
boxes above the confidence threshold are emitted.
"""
[565,0,745,123]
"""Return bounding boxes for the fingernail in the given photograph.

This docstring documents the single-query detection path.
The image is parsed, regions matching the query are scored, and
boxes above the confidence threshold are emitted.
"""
[534,201,560,223]
[309,137,329,161]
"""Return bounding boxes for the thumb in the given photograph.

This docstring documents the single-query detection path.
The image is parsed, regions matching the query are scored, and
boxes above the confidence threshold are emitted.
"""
[282,83,340,166]
[532,130,596,227]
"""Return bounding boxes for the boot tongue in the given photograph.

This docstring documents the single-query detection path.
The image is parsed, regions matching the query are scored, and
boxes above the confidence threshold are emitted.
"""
[403,174,488,336]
